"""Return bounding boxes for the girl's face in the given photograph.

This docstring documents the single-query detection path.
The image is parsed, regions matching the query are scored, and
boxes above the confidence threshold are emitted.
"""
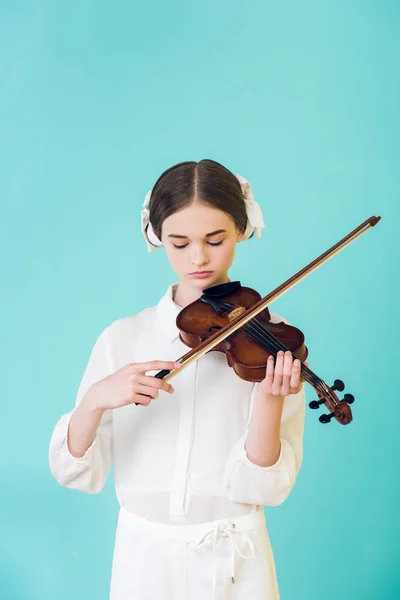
[161,201,244,290]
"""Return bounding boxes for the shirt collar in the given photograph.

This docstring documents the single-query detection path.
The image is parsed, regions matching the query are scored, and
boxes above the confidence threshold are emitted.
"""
[156,283,182,341]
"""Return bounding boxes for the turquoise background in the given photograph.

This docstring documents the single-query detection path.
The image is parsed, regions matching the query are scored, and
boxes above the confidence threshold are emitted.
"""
[1,1,398,599]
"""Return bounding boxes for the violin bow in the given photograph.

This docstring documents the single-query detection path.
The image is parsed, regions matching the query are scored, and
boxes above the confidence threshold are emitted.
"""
[152,215,380,394]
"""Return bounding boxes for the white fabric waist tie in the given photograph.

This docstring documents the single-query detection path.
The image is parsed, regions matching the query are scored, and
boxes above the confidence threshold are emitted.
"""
[195,520,255,599]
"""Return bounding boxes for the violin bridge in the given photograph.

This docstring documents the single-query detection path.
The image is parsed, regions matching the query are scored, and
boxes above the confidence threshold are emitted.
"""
[228,306,246,321]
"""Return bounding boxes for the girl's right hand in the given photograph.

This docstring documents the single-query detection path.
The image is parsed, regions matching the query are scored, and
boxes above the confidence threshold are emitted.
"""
[83,360,181,413]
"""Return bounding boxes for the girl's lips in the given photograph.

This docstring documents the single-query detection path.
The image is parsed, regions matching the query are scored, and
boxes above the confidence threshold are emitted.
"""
[189,271,213,279]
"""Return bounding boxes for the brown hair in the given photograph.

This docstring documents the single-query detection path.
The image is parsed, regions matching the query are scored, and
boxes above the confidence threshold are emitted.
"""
[148,159,250,244]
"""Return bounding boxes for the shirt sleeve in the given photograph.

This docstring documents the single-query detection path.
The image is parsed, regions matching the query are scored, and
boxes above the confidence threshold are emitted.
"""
[48,326,114,494]
[223,382,306,507]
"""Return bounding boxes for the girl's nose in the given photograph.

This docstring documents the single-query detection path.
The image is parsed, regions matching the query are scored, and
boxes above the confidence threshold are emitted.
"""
[191,245,209,267]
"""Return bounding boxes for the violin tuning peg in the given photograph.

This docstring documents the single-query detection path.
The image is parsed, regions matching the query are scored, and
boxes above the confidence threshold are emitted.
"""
[309,400,320,410]
[309,399,324,410]
[331,379,345,392]
[342,393,355,404]
[319,412,335,424]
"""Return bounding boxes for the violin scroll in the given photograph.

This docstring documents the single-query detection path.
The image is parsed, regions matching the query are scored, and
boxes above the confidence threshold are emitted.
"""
[308,379,355,425]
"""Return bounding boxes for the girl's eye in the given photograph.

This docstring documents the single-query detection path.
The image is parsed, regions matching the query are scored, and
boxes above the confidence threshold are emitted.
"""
[173,241,224,249]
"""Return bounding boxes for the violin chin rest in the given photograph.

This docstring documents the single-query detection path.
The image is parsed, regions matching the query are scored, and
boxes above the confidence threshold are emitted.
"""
[202,281,241,298]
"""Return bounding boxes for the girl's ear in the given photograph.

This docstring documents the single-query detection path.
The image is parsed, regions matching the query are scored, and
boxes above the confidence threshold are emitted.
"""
[236,228,245,243]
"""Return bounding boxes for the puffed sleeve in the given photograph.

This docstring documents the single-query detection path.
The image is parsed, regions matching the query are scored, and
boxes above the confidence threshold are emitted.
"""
[223,382,306,506]
[48,326,114,494]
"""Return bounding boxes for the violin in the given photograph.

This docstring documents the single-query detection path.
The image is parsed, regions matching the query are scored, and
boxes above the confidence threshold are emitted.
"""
[151,216,381,426]
[176,280,352,425]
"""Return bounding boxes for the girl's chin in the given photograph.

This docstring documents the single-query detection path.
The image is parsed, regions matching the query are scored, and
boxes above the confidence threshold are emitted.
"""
[186,274,228,287]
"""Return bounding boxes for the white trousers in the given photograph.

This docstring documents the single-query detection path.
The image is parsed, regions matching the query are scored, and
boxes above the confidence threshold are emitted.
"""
[109,506,280,600]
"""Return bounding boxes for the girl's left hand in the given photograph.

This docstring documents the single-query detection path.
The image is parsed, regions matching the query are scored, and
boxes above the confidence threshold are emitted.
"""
[259,350,304,397]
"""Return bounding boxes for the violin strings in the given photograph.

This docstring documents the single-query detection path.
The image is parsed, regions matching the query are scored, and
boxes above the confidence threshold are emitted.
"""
[247,319,330,396]
[206,297,322,394]
[215,300,335,402]
[216,303,320,387]
[216,300,319,388]
[242,308,335,402]
[246,322,325,393]
[248,320,330,396]
[238,310,336,405]
[247,318,325,389]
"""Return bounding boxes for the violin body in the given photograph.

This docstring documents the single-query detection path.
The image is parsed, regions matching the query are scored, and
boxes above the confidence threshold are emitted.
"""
[177,282,308,383]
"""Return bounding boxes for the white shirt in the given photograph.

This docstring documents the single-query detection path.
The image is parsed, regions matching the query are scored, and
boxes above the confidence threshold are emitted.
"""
[49,284,306,525]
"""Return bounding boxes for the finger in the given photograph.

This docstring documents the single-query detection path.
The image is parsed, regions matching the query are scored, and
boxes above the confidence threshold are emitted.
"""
[264,355,275,392]
[281,351,293,396]
[131,361,181,374]
[289,359,302,391]
[134,384,159,399]
[131,385,160,406]
[272,351,284,394]
[135,374,174,394]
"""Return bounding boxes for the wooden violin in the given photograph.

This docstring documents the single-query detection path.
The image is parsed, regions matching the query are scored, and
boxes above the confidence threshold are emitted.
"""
[152,215,381,426]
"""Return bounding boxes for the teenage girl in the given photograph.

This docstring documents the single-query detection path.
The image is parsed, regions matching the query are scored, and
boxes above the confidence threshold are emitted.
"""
[49,159,306,600]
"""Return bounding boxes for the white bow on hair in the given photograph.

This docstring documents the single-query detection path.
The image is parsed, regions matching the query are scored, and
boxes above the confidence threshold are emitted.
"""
[140,190,163,252]
[140,174,265,252]
[235,174,265,241]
